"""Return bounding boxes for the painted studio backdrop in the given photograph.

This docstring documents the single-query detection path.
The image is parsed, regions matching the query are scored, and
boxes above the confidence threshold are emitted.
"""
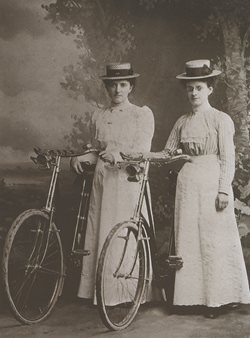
[1,0,250,294]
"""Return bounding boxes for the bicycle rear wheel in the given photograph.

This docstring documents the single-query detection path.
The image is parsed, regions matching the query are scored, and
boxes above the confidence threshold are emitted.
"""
[2,209,64,324]
[96,221,148,331]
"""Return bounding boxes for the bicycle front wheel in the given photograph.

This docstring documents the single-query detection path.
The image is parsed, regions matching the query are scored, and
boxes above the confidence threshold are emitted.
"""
[96,221,148,331]
[2,209,64,324]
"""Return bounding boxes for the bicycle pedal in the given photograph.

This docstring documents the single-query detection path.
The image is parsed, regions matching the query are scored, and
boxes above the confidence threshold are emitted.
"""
[167,255,183,262]
[166,256,183,270]
[72,249,90,256]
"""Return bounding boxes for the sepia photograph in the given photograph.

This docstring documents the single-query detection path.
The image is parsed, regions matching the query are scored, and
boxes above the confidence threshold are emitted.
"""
[1,1,250,337]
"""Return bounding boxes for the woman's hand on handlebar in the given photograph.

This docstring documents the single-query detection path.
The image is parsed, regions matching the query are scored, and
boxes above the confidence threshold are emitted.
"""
[70,157,83,175]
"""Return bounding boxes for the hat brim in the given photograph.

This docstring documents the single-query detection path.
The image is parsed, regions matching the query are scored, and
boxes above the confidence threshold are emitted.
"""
[176,70,221,80]
[100,73,140,80]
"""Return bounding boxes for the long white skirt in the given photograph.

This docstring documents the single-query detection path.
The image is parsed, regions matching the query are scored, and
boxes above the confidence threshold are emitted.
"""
[77,159,150,304]
[173,154,250,307]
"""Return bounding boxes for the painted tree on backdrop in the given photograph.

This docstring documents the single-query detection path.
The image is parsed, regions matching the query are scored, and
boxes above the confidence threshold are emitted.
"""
[43,0,135,147]
[44,0,250,206]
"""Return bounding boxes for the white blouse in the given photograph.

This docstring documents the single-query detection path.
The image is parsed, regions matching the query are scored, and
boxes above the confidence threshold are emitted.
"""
[91,101,155,161]
[164,107,235,195]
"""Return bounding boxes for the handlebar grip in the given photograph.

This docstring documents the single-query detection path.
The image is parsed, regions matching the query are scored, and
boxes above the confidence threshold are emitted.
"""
[120,152,143,161]
[151,154,191,164]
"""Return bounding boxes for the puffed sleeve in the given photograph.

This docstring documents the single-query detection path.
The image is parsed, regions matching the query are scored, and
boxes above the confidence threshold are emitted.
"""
[218,113,235,195]
[133,105,155,152]
[163,115,184,155]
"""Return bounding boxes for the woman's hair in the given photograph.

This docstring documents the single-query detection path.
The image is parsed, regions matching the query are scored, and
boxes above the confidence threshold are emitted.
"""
[180,77,216,89]
[202,77,216,88]
[103,78,136,89]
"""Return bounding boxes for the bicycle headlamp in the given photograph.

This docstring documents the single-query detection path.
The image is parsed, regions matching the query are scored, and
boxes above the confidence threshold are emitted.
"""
[125,164,143,182]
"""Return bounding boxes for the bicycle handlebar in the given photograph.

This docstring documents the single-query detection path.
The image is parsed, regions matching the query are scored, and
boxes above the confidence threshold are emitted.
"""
[31,145,100,168]
[117,153,191,182]
[33,145,99,158]
[31,145,191,170]
[149,154,191,165]
[119,153,191,166]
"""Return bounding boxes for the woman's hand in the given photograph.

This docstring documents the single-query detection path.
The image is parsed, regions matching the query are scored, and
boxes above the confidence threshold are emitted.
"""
[215,192,229,211]
[70,157,83,175]
[99,151,115,164]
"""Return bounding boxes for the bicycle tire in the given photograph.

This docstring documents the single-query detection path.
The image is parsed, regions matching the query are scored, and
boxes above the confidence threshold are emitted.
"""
[96,221,148,331]
[2,209,64,324]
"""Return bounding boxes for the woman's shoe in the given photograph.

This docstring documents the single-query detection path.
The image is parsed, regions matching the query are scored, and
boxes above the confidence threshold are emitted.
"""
[204,307,220,319]
[225,303,240,311]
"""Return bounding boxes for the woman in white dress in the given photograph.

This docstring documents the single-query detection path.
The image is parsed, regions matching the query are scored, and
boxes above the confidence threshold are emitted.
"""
[162,60,250,318]
[71,63,155,304]
[127,59,250,318]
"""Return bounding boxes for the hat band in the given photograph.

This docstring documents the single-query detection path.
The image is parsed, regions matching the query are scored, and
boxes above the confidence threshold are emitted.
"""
[106,68,133,77]
[186,64,212,77]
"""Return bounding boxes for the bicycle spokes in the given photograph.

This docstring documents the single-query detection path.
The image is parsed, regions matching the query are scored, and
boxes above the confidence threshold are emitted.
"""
[97,221,147,330]
[4,210,64,323]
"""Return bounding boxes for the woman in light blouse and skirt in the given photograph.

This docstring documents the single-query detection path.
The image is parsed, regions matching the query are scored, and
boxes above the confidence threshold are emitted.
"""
[137,59,250,318]
[71,63,155,304]
[167,60,250,318]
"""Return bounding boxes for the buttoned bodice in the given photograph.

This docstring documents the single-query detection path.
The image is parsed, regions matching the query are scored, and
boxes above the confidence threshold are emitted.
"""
[91,101,155,155]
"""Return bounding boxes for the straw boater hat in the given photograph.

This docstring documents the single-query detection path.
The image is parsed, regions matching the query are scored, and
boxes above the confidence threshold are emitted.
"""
[100,63,140,80]
[176,59,221,80]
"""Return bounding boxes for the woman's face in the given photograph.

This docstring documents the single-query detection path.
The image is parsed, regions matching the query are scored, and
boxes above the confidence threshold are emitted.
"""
[105,80,133,104]
[186,80,213,108]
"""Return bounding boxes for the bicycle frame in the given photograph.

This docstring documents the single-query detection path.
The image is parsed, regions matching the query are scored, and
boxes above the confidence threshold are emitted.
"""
[122,160,160,284]
[32,149,96,258]
[44,155,61,213]
[25,155,61,272]
[122,157,184,286]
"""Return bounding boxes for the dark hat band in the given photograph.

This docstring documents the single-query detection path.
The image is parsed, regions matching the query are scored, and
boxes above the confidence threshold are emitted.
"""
[106,68,134,77]
[186,64,212,77]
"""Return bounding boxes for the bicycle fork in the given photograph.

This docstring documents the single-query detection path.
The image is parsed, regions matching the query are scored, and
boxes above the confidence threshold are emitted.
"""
[26,156,61,273]
[126,161,152,282]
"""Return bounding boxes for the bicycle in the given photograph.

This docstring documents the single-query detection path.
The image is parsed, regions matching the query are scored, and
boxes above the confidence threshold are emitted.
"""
[1,145,98,324]
[96,152,191,331]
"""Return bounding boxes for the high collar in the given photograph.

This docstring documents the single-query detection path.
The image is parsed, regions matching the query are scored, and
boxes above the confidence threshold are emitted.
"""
[110,99,132,111]
[191,103,212,115]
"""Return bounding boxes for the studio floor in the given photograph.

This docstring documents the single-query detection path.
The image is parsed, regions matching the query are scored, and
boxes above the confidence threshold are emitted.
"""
[1,299,250,338]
